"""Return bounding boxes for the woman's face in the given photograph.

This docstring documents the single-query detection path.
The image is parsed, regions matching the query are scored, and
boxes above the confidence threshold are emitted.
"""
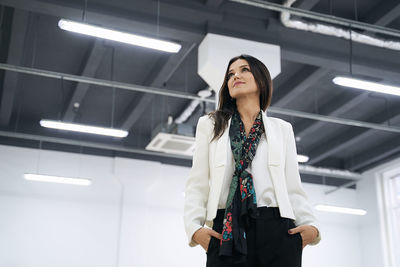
[226,58,259,100]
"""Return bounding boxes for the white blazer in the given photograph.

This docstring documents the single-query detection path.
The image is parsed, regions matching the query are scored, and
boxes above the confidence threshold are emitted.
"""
[183,110,321,247]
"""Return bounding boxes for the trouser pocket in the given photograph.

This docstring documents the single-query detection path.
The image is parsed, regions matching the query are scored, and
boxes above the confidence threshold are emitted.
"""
[206,236,214,254]
[288,219,303,251]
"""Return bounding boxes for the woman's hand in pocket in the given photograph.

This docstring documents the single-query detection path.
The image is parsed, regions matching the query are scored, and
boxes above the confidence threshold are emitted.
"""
[192,227,222,252]
[288,225,319,249]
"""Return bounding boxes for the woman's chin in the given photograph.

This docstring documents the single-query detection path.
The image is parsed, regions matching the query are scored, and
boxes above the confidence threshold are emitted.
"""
[231,91,259,100]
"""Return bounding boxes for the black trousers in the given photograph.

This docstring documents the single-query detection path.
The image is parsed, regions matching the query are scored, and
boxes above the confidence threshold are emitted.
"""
[206,207,303,267]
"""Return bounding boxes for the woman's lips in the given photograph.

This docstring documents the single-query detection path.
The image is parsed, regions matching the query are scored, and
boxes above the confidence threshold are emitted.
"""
[233,81,244,87]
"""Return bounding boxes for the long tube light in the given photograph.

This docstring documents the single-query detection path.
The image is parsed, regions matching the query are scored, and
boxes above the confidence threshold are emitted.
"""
[40,120,128,138]
[24,173,91,186]
[315,204,367,216]
[297,154,309,163]
[58,19,181,53]
[333,76,400,97]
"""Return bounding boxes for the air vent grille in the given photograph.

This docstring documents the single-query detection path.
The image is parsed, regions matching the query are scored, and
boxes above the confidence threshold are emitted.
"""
[145,132,195,156]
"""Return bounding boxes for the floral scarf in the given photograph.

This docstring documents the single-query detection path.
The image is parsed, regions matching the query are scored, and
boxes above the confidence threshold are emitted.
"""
[218,109,265,263]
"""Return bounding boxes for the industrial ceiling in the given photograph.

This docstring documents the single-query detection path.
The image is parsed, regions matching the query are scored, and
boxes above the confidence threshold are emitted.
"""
[1,0,400,190]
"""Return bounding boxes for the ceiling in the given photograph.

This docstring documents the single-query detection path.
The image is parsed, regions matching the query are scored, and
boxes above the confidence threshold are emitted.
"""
[1,0,400,189]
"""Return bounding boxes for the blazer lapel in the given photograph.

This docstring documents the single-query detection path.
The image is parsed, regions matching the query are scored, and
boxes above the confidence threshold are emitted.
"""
[262,110,281,166]
[214,111,281,167]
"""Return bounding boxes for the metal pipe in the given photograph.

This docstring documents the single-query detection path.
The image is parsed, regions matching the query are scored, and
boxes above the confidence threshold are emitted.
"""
[298,164,362,180]
[268,107,400,134]
[1,63,400,133]
[0,129,362,180]
[279,0,400,51]
[230,0,400,38]
[0,63,216,103]
[0,130,190,160]
[325,180,359,195]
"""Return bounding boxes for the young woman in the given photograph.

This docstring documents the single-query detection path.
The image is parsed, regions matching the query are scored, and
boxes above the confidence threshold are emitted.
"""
[184,54,320,267]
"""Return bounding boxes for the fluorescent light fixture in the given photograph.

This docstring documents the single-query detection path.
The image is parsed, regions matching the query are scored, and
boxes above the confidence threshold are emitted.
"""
[297,154,309,163]
[58,19,181,53]
[40,120,128,138]
[24,173,91,186]
[333,76,400,97]
[315,204,367,216]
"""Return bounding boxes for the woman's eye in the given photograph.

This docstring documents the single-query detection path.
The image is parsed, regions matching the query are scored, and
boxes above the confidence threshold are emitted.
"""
[227,73,233,79]
[242,67,249,72]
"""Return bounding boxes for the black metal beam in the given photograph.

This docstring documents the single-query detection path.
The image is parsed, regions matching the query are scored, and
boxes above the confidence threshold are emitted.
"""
[307,107,400,165]
[295,92,370,138]
[362,1,400,27]
[108,0,223,24]
[295,0,320,11]
[272,66,328,108]
[270,0,324,108]
[1,0,400,82]
[345,135,400,171]
[62,40,106,122]
[0,0,204,43]
[205,0,225,8]
[0,9,29,125]
[119,42,197,131]
[292,0,400,166]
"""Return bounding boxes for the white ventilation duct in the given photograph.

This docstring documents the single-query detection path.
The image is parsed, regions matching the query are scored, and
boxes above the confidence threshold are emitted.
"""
[281,0,400,51]
[198,33,281,108]
[149,34,282,155]
[174,87,213,124]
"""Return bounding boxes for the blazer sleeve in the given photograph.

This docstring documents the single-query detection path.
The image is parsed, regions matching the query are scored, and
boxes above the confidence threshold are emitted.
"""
[284,122,321,245]
[183,116,212,247]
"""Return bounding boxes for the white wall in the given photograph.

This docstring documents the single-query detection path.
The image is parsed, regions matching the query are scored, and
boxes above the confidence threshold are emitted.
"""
[0,144,389,267]
[358,157,400,267]
[0,145,121,267]
[300,183,362,267]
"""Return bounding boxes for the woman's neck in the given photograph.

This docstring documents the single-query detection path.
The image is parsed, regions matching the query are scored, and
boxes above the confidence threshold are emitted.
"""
[236,97,261,122]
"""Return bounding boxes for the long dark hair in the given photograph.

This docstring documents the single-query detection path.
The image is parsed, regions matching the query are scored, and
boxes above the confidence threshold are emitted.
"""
[208,54,273,141]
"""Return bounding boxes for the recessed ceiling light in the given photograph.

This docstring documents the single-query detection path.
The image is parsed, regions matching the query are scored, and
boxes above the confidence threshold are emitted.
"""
[24,173,91,186]
[40,120,128,138]
[333,76,400,97]
[297,154,309,163]
[315,204,367,216]
[58,19,181,53]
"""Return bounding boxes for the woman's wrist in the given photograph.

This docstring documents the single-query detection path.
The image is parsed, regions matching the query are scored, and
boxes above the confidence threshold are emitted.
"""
[192,227,203,243]
[310,225,319,241]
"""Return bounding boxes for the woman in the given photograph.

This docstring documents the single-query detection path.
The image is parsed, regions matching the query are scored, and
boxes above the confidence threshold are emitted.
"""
[184,54,320,267]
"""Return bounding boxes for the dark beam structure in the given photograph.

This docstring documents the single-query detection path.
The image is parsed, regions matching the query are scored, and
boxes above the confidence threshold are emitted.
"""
[362,1,400,26]
[119,42,197,130]
[294,0,400,165]
[0,0,205,43]
[0,0,399,83]
[272,67,328,108]
[307,108,400,165]
[295,92,370,138]
[345,136,400,171]
[270,0,323,108]
[295,0,320,11]
[62,40,106,122]
[205,0,225,8]
[0,9,29,125]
